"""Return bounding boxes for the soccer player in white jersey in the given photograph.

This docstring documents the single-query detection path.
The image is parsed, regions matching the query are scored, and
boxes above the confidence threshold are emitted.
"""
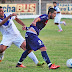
[0,6,44,67]
[53,2,66,32]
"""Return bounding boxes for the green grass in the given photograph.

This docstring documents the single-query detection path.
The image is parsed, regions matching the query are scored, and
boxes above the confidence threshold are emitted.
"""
[0,18,72,72]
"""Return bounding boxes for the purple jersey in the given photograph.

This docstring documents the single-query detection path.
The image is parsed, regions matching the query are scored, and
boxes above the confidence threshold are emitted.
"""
[30,14,48,35]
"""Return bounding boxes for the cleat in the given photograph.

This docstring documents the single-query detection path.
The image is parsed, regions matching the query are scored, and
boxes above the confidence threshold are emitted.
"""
[49,64,60,69]
[16,64,26,68]
[63,21,66,26]
[0,60,2,62]
[37,61,45,66]
[58,30,63,32]
[0,56,4,62]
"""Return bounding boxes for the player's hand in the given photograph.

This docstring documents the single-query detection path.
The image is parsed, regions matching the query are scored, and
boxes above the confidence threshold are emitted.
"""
[10,13,17,17]
[22,26,26,30]
[32,22,36,26]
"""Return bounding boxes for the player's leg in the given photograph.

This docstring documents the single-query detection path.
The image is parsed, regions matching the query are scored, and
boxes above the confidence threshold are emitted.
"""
[20,41,39,65]
[40,47,60,69]
[16,49,32,68]
[0,45,7,53]
[0,35,16,62]
[0,45,7,62]
[16,42,44,68]
[14,36,31,68]
[60,21,66,26]
[14,35,44,67]
[54,16,63,32]
[57,24,63,32]
[59,15,66,26]
[55,23,63,32]
[32,35,60,69]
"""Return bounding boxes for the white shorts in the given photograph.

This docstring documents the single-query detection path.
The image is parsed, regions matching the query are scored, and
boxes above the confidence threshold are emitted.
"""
[54,13,61,23]
[0,35,25,48]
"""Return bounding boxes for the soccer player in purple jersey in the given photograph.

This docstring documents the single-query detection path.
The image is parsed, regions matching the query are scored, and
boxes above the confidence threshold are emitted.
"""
[16,8,60,69]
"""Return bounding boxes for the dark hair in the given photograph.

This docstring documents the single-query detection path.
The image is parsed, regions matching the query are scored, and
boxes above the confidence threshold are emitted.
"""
[53,2,57,4]
[48,8,56,14]
[0,6,2,8]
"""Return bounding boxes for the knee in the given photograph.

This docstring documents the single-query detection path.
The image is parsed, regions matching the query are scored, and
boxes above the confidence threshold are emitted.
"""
[21,47,26,51]
[0,45,7,53]
[0,49,4,53]
[44,47,47,51]
[20,41,26,50]
[28,50,32,53]
[40,47,47,51]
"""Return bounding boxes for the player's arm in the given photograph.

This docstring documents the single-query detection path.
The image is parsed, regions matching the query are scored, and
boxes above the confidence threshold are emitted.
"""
[15,17,27,30]
[15,18,26,26]
[32,17,41,26]
[0,13,16,26]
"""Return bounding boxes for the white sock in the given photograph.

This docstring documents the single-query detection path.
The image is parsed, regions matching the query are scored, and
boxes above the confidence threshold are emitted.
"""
[28,52,39,64]
[18,61,22,64]
[57,24,62,30]
[48,63,52,67]
[60,21,64,24]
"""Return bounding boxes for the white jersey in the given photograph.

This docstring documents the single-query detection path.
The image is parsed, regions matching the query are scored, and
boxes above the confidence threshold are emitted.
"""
[54,6,61,16]
[0,13,21,37]
[54,6,62,23]
[0,13,25,48]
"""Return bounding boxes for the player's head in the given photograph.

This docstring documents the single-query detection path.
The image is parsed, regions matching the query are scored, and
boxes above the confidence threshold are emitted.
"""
[48,8,56,19]
[0,6,4,18]
[53,2,57,7]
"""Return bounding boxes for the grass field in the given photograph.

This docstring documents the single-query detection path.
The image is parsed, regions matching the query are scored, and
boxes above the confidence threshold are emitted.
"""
[0,18,72,72]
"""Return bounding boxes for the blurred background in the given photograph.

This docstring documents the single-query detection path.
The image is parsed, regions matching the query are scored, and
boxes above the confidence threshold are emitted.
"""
[0,0,72,19]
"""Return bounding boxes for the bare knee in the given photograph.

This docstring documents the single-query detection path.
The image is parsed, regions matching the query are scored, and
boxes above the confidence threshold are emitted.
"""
[28,50,33,53]
[40,47,47,51]
[0,45,7,53]
[20,41,26,50]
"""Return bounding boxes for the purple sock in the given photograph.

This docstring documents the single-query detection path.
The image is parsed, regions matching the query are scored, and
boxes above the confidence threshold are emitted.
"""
[19,50,29,62]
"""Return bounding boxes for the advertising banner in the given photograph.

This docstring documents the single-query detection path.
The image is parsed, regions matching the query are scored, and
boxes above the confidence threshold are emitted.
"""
[46,3,72,14]
[0,4,36,15]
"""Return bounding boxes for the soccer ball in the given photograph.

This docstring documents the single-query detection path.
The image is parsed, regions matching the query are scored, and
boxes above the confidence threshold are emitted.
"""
[66,59,72,68]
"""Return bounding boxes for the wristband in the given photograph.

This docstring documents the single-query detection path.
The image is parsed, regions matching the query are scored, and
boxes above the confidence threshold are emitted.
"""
[26,27,29,30]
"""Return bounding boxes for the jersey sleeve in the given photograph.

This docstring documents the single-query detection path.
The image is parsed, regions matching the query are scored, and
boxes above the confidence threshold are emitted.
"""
[39,14,48,21]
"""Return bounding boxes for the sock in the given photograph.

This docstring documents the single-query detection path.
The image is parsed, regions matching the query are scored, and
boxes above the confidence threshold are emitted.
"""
[28,52,38,64]
[48,63,52,67]
[17,62,22,65]
[41,51,52,67]
[57,24,62,30]
[18,50,29,63]
[60,21,64,24]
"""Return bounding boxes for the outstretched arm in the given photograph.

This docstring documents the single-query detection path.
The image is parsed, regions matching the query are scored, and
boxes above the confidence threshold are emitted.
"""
[0,13,17,26]
[32,17,41,26]
[15,17,27,30]
[15,18,26,26]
